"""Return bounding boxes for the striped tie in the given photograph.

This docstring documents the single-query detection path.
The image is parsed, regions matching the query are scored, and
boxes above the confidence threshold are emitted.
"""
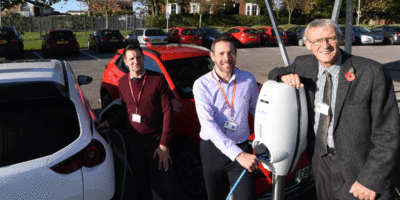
[315,70,332,156]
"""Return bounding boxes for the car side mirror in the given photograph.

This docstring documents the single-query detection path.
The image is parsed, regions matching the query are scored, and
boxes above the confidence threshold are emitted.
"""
[77,75,93,86]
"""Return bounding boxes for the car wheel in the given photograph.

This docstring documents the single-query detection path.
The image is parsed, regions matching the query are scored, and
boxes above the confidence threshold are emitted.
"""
[298,38,304,46]
[264,40,270,47]
[171,139,206,200]
[355,37,362,45]
[235,40,241,48]
[101,90,112,110]
[96,44,103,54]
[74,51,80,57]
[389,38,395,45]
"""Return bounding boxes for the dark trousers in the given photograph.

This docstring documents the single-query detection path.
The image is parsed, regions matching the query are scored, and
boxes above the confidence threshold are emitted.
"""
[312,153,394,200]
[125,134,175,200]
[200,139,255,200]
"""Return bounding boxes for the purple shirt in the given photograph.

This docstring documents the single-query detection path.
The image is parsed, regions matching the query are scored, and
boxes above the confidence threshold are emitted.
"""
[193,67,259,161]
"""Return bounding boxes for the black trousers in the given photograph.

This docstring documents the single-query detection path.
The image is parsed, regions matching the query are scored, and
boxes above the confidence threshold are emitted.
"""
[200,139,255,200]
[125,134,175,200]
[312,153,393,200]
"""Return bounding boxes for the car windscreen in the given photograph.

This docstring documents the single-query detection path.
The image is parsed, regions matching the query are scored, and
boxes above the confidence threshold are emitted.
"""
[101,30,123,38]
[181,29,198,36]
[145,29,166,36]
[49,31,74,40]
[271,29,286,37]
[358,27,371,33]
[163,56,214,99]
[244,29,258,34]
[204,28,222,35]
[0,30,13,39]
[0,97,80,167]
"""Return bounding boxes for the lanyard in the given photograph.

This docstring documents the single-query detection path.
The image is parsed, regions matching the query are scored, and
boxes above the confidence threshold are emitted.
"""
[128,73,147,113]
[211,71,236,120]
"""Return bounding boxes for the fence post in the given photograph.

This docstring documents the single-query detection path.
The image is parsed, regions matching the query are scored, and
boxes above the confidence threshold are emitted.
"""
[126,14,128,30]
[84,16,86,36]
[39,17,41,37]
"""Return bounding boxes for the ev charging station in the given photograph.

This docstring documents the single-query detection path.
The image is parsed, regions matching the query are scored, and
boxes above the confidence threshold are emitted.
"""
[251,0,355,199]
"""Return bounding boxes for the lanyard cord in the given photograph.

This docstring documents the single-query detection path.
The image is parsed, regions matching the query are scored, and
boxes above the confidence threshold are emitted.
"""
[211,71,236,120]
[128,73,147,113]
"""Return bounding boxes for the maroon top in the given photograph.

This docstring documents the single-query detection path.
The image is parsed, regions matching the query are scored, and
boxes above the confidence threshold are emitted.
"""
[108,70,174,147]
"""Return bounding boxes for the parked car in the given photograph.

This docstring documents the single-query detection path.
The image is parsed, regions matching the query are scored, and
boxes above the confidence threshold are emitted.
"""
[370,26,400,45]
[339,27,357,45]
[196,27,223,49]
[285,26,306,46]
[0,26,24,59]
[0,59,115,199]
[257,27,288,46]
[166,28,202,46]
[350,26,384,45]
[100,44,314,200]
[88,29,125,53]
[125,28,168,46]
[224,27,260,47]
[41,29,80,57]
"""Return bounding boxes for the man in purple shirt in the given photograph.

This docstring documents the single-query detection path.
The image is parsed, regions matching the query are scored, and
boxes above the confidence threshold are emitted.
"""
[193,36,260,200]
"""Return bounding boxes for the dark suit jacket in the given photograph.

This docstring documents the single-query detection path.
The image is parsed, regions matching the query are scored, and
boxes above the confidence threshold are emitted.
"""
[268,50,400,195]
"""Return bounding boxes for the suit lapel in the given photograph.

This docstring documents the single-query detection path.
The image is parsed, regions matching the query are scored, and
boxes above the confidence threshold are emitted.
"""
[333,51,353,131]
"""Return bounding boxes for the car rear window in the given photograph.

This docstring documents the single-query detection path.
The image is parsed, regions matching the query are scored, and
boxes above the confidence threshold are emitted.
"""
[244,29,257,34]
[181,29,198,36]
[145,30,166,36]
[164,56,214,99]
[49,31,74,40]
[0,30,13,39]
[0,97,80,167]
[101,30,123,38]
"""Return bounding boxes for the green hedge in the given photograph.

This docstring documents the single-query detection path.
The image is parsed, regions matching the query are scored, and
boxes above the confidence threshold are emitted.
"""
[146,14,310,29]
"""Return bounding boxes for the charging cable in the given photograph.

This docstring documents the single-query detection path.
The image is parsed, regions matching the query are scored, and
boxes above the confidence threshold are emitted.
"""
[225,147,270,200]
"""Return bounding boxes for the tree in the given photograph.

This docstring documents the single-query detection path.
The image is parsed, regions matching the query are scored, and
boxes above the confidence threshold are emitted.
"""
[284,0,299,24]
[1,0,62,11]
[360,0,399,24]
[88,0,122,28]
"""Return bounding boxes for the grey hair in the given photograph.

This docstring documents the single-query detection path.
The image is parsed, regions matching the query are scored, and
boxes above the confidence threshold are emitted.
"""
[303,19,343,42]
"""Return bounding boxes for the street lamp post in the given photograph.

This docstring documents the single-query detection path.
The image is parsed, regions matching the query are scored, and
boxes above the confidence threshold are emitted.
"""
[357,0,361,26]
[166,0,169,32]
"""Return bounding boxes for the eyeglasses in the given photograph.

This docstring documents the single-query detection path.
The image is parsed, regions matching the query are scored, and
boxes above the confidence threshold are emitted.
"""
[307,36,338,46]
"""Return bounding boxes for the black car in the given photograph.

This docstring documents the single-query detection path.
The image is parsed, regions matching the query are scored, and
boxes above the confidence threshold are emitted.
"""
[285,26,306,46]
[0,26,24,59]
[196,27,223,49]
[41,29,80,58]
[370,26,400,45]
[88,29,125,53]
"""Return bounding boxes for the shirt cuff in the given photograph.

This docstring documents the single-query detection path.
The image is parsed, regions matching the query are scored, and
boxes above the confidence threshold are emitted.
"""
[226,144,244,161]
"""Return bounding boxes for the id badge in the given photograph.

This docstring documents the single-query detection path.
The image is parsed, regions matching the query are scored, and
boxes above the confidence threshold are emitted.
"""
[132,113,141,123]
[315,102,330,116]
[224,121,237,132]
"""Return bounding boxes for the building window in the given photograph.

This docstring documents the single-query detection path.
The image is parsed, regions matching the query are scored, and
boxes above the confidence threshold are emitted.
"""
[190,3,200,14]
[167,3,179,14]
[246,3,259,15]
[171,4,177,14]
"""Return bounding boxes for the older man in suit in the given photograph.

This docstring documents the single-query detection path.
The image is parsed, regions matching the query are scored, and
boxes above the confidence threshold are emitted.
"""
[268,19,400,200]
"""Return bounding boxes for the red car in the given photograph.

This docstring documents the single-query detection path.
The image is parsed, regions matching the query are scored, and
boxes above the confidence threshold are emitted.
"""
[166,27,202,46]
[41,29,80,57]
[257,27,289,46]
[224,27,260,48]
[100,44,313,199]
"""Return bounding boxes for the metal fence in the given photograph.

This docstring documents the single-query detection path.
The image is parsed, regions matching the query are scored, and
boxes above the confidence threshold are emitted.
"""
[2,14,146,33]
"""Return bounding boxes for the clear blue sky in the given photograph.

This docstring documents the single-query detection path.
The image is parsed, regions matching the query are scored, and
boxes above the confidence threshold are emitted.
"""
[51,0,143,13]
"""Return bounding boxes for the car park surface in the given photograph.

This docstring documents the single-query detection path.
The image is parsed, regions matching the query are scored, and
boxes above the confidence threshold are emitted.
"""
[0,59,115,200]
[0,26,24,59]
[225,27,260,47]
[41,29,80,57]
[166,28,202,46]
[257,27,288,46]
[88,29,125,53]
[126,28,168,46]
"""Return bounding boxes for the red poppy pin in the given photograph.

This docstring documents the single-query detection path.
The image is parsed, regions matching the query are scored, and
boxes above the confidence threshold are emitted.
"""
[345,67,355,82]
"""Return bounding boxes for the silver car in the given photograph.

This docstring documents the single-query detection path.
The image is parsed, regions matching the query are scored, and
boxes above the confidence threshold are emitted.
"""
[125,28,168,46]
[352,26,383,45]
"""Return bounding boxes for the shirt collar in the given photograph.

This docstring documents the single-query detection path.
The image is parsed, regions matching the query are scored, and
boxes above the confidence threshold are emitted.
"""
[318,52,342,77]
[212,67,237,83]
[130,69,146,80]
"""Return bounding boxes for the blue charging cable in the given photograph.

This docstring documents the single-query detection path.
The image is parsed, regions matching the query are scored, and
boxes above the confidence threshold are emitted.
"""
[225,151,270,200]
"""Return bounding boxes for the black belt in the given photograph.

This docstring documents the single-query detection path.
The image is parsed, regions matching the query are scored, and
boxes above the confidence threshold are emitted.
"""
[327,147,336,156]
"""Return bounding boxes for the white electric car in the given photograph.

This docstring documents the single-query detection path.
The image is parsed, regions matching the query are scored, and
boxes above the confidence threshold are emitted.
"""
[0,60,115,199]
